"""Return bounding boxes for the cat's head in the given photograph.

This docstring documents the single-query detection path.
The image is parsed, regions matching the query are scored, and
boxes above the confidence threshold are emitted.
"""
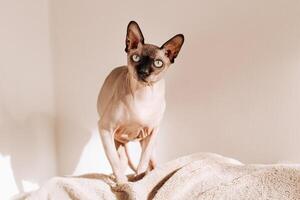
[125,21,184,84]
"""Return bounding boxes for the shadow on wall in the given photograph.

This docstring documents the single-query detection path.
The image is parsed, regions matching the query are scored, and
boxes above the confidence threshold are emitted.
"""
[0,154,19,199]
[72,128,111,175]
[0,101,56,198]
[73,128,141,176]
[0,125,141,199]
[0,154,39,199]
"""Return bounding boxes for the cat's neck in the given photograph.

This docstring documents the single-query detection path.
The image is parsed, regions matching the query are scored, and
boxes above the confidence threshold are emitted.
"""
[125,69,165,97]
[126,70,153,90]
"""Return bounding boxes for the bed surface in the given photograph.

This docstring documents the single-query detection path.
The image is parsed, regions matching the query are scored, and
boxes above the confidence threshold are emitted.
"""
[14,153,300,200]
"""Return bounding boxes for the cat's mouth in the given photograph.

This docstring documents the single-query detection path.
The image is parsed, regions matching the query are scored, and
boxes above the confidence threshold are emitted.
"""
[138,76,148,83]
[137,75,154,86]
[137,72,149,82]
[130,70,152,85]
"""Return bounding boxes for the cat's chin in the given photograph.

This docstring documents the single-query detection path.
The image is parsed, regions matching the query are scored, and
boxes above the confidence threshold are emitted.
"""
[138,78,154,86]
[129,72,154,86]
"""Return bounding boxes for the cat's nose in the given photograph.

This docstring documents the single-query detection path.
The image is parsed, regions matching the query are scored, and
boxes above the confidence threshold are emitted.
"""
[138,70,149,77]
[137,67,150,77]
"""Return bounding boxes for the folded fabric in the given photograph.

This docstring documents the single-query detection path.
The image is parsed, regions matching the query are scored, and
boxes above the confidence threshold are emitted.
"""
[13,153,300,200]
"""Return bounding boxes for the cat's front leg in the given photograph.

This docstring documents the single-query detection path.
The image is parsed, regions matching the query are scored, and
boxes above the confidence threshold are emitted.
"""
[137,127,159,174]
[99,124,128,183]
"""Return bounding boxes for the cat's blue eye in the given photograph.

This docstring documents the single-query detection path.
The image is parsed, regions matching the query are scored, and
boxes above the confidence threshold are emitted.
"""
[154,59,163,68]
[132,54,140,62]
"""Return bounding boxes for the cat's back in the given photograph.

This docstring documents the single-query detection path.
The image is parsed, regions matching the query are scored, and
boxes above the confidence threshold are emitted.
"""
[97,66,127,116]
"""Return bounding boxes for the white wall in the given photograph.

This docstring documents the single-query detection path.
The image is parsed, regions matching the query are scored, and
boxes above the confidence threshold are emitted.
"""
[50,0,300,176]
[0,0,56,197]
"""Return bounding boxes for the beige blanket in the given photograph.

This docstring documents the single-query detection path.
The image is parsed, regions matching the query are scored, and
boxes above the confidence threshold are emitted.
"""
[14,153,300,200]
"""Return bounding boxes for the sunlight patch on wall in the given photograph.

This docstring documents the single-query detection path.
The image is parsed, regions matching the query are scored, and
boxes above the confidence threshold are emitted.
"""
[73,128,141,175]
[0,154,19,199]
[21,180,39,192]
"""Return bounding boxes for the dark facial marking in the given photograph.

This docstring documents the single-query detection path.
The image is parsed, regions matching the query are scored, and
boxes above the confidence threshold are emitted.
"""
[136,55,154,81]
[130,44,162,81]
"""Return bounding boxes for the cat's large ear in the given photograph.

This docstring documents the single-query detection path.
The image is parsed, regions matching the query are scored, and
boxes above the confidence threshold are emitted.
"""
[125,21,144,52]
[161,34,184,63]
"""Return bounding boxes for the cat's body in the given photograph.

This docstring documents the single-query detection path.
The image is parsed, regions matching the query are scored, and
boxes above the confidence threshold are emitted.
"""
[98,66,165,144]
[97,21,184,183]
